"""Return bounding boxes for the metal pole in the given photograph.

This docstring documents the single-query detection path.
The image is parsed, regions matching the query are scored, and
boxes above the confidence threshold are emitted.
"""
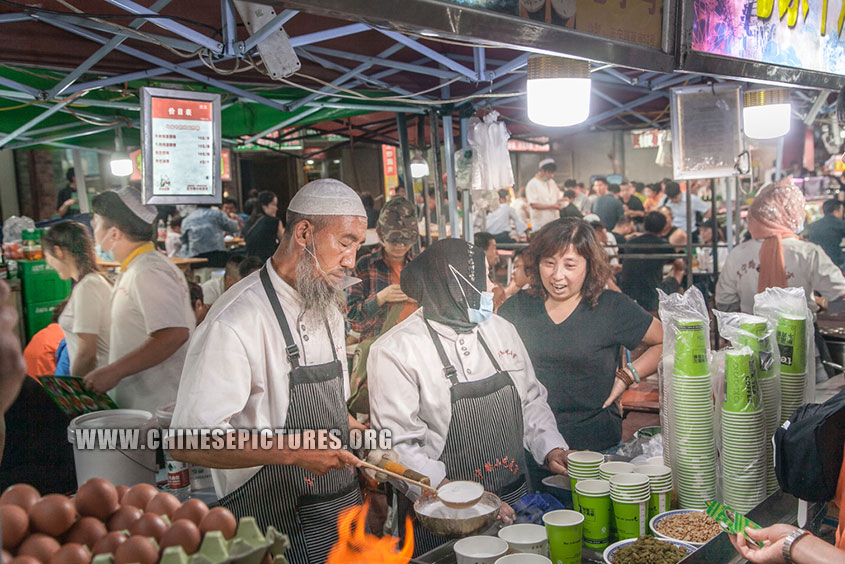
[443,112,459,237]
[396,113,412,197]
[711,178,718,280]
[460,117,472,242]
[460,117,469,149]
[685,182,694,289]
[429,109,447,240]
[725,177,734,251]
[735,177,742,247]
[775,136,785,181]
[418,115,431,247]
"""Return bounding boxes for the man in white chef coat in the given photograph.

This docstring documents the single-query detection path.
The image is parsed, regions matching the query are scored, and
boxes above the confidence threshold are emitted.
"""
[170,179,370,564]
[83,188,194,413]
[525,158,563,232]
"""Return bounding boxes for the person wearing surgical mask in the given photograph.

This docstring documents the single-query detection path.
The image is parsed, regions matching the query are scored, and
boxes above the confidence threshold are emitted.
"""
[367,238,571,557]
[498,218,663,485]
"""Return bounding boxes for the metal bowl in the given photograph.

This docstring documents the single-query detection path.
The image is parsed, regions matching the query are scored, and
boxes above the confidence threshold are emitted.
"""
[414,491,501,538]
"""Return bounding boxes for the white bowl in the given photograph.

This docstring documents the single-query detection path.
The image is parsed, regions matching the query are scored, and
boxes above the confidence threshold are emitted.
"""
[498,524,549,555]
[649,509,718,547]
[454,535,510,564]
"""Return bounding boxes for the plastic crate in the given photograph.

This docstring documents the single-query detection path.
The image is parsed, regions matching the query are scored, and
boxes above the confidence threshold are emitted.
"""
[19,260,71,304]
[24,298,65,340]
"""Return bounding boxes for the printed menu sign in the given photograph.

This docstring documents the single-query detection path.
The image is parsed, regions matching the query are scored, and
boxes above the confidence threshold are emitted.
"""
[150,97,214,197]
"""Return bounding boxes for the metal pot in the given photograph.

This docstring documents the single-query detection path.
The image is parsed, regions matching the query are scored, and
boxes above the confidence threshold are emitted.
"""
[413,492,501,538]
[824,338,845,376]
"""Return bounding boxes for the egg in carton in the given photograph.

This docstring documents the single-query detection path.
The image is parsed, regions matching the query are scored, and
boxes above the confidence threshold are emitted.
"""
[91,517,290,564]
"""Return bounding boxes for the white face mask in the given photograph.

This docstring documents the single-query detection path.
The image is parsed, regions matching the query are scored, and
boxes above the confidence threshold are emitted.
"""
[449,265,494,324]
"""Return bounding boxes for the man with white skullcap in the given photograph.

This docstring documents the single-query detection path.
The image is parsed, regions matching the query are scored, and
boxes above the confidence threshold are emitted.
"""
[525,158,563,231]
[83,187,195,413]
[171,179,376,564]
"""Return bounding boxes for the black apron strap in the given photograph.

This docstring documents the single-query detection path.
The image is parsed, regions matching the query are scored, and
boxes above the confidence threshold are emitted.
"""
[424,320,460,386]
[260,265,300,368]
[322,317,338,362]
[477,331,503,373]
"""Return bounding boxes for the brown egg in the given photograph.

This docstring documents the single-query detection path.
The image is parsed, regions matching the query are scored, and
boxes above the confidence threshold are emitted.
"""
[171,499,208,526]
[106,506,142,532]
[144,492,180,519]
[10,557,41,564]
[159,519,201,555]
[30,495,77,537]
[18,534,61,563]
[49,544,90,564]
[120,485,157,510]
[128,513,167,543]
[64,517,107,550]
[91,531,128,556]
[114,536,158,564]
[198,507,237,539]
[74,479,119,521]
[115,486,129,504]
[1,505,29,548]
[0,484,40,512]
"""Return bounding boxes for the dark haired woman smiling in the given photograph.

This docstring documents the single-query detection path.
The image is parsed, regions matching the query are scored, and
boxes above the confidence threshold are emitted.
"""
[499,218,663,455]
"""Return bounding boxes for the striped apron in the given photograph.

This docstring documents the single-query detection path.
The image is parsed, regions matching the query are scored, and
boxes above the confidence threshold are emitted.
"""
[402,321,529,556]
[218,266,362,564]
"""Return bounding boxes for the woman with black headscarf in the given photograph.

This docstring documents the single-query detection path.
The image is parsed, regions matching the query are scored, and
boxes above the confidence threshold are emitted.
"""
[367,238,570,555]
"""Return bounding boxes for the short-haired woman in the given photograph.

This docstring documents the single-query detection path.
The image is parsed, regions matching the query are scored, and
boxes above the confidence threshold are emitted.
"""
[498,218,663,459]
[42,221,112,377]
[244,191,285,262]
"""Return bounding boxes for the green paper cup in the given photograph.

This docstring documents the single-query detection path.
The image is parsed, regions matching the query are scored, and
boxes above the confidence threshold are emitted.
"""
[724,349,759,412]
[542,510,584,564]
[570,477,580,511]
[567,451,604,466]
[777,315,807,375]
[611,499,649,540]
[648,491,671,520]
[574,480,611,550]
[675,320,709,376]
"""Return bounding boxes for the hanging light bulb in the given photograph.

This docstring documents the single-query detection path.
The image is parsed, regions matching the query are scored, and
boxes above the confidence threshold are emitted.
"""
[526,55,591,127]
[410,151,430,179]
[110,127,132,177]
[743,89,791,139]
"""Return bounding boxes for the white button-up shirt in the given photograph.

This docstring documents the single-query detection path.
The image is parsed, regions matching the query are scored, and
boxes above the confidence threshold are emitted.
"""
[367,310,568,500]
[172,260,349,498]
[525,176,561,231]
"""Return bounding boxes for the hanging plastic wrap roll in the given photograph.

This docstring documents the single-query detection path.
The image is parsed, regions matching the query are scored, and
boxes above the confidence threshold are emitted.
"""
[657,286,717,509]
[753,287,815,424]
[466,112,515,216]
[713,311,781,495]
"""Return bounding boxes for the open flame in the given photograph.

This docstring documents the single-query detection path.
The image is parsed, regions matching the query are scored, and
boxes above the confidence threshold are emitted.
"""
[326,503,414,564]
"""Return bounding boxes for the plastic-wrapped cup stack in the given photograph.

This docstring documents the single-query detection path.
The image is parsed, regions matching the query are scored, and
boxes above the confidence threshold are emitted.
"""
[776,314,807,424]
[566,451,603,511]
[672,320,717,509]
[609,473,651,540]
[739,318,780,494]
[633,464,673,520]
[721,350,767,513]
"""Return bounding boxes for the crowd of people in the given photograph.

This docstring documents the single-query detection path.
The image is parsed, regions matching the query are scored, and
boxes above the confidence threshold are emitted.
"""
[1,166,844,563]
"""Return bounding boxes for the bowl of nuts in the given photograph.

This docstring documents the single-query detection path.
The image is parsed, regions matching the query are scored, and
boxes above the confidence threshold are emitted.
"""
[649,509,723,547]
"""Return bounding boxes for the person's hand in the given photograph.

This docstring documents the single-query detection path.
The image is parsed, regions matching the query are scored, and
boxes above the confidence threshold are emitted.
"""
[602,372,630,408]
[0,281,26,414]
[498,501,516,525]
[546,448,574,475]
[360,448,400,482]
[376,284,409,306]
[297,447,360,476]
[492,285,507,310]
[82,365,123,394]
[729,524,798,563]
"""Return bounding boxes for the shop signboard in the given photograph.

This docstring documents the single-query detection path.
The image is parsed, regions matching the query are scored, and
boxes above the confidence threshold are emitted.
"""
[507,138,551,151]
[631,129,665,149]
[382,145,399,193]
[140,87,222,204]
[438,0,662,47]
[688,0,845,76]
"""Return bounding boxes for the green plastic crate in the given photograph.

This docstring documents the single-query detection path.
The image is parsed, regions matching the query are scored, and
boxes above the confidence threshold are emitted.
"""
[25,298,65,341]
[19,260,71,304]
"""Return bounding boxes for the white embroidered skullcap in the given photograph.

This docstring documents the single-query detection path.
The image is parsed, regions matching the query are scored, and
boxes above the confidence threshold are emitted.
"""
[538,158,556,169]
[116,187,157,224]
[287,178,366,217]
[582,213,601,223]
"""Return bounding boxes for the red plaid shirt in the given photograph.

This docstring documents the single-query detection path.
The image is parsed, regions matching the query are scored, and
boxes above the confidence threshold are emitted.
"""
[347,246,415,341]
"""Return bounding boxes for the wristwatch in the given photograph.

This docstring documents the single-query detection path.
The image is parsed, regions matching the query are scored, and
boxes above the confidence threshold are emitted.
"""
[782,528,809,564]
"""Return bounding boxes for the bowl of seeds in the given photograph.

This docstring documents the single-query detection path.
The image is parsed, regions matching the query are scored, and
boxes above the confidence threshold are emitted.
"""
[603,535,695,564]
[649,509,723,547]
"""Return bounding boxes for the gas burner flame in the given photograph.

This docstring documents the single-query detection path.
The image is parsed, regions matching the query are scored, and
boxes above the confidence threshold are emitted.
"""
[326,503,414,564]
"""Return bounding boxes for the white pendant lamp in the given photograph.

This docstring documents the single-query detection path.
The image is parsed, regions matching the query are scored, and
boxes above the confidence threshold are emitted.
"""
[743,89,791,139]
[526,55,591,127]
[109,127,132,177]
[410,151,430,179]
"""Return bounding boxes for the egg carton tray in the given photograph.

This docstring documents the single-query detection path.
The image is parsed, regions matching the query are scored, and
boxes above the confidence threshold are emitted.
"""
[92,517,290,564]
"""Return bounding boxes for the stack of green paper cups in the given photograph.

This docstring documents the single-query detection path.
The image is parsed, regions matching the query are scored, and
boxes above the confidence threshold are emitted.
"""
[567,451,603,510]
[574,479,612,551]
[633,464,673,520]
[776,314,807,424]
[598,461,634,482]
[720,406,767,512]
[739,318,780,494]
[672,320,717,510]
[609,473,651,540]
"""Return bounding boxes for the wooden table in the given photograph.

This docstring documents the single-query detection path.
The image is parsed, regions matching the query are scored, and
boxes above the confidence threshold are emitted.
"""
[98,256,208,273]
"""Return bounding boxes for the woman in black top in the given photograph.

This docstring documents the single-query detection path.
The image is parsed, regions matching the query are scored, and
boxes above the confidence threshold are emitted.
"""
[244,191,284,262]
[498,218,663,455]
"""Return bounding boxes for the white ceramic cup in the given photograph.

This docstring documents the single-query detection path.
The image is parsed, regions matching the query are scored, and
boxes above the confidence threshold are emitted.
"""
[498,524,549,556]
[454,535,510,564]
[494,554,552,564]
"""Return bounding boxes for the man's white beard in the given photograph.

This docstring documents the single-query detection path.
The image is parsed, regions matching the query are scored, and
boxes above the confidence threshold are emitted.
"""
[295,251,346,323]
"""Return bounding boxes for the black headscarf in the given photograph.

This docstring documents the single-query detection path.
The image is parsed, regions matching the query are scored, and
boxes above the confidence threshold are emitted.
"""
[400,238,487,333]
